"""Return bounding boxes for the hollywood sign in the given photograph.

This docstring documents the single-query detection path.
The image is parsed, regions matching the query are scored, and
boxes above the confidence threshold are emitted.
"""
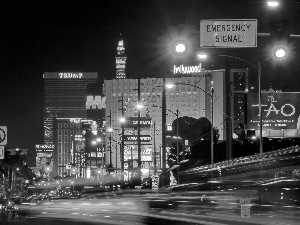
[173,64,202,74]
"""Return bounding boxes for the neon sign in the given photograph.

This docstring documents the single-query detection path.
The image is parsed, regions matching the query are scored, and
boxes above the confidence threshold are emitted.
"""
[173,64,202,74]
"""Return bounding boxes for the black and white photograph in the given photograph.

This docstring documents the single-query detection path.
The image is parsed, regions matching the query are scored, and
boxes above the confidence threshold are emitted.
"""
[0,1,300,224]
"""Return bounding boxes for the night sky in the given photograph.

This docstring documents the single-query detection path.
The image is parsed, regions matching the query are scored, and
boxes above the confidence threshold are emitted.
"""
[1,0,300,166]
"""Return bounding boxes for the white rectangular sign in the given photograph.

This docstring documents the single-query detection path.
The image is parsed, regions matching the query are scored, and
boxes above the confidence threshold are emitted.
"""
[200,19,257,48]
[0,146,4,159]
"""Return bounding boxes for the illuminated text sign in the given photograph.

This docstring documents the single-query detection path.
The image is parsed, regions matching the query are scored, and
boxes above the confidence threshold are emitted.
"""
[121,117,152,129]
[59,73,83,78]
[123,135,152,142]
[173,64,202,74]
[86,96,106,109]
[200,19,257,48]
[35,144,55,149]
[247,93,300,129]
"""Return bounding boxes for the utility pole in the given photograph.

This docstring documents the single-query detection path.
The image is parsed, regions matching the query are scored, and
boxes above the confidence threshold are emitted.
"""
[161,77,167,186]
[211,87,214,165]
[109,110,112,165]
[121,94,125,186]
[225,57,232,161]
[176,109,179,184]
[153,121,156,174]
[137,77,141,184]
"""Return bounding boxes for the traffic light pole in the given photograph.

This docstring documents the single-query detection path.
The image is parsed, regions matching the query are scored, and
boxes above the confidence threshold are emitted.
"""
[258,62,263,155]
[161,77,167,186]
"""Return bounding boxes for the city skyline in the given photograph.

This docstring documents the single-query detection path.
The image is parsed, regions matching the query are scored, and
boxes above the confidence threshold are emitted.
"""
[1,0,300,167]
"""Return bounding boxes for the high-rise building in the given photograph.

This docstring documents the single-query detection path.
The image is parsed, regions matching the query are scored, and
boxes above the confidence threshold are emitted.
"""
[43,72,98,144]
[115,35,127,79]
[103,71,227,180]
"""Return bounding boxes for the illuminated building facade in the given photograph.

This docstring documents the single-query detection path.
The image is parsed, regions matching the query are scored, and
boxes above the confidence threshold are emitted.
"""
[53,118,83,176]
[231,69,249,138]
[103,71,227,180]
[115,37,127,79]
[43,72,98,144]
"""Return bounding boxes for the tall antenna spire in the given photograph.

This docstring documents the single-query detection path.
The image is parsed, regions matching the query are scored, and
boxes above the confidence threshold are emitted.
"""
[115,34,127,79]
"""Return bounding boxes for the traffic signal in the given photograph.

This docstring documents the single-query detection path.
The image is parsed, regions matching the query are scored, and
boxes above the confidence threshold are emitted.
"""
[269,20,290,41]
[269,20,290,60]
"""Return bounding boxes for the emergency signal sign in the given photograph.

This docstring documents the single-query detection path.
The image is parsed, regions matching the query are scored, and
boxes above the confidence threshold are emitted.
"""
[200,19,257,48]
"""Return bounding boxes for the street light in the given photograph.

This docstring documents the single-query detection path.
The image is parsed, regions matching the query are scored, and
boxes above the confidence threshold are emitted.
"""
[198,53,263,155]
[267,1,279,7]
[274,46,287,59]
[172,40,188,56]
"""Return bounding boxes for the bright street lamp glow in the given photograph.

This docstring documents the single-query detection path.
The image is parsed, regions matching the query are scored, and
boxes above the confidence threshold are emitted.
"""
[119,117,126,123]
[92,141,97,145]
[267,1,279,7]
[175,43,186,53]
[197,53,207,59]
[275,48,287,58]
[96,138,101,142]
[107,127,113,132]
[166,83,175,89]
[136,103,144,109]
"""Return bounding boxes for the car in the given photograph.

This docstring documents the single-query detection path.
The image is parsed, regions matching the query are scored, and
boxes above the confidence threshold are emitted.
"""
[0,202,6,212]
[6,201,16,213]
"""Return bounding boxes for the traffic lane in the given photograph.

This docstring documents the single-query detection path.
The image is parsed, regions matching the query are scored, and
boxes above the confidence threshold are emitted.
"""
[2,211,205,225]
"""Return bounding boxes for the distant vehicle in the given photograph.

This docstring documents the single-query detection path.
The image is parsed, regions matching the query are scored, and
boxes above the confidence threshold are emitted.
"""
[6,201,16,213]
[0,201,6,212]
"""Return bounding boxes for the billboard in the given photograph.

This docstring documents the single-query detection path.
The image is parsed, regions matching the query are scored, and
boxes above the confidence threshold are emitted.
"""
[35,144,54,169]
[36,152,53,169]
[247,93,300,130]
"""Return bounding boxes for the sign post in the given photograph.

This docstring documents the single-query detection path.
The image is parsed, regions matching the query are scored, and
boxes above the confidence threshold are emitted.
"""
[200,19,257,48]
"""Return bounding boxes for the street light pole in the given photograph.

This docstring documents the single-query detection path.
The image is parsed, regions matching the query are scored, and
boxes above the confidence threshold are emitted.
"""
[161,77,167,187]
[137,77,141,184]
[176,109,179,184]
[153,121,157,174]
[109,109,112,165]
[258,62,263,155]
[211,86,214,165]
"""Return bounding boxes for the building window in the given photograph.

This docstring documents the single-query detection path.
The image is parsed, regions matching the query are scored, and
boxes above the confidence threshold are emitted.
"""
[64,123,68,128]
[58,144,62,154]
[58,123,62,128]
